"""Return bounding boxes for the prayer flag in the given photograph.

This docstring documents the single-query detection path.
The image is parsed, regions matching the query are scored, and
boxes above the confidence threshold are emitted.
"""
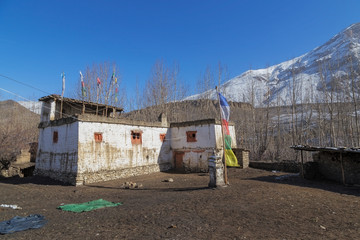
[97,77,101,86]
[219,93,239,167]
[80,71,86,97]
[61,72,65,97]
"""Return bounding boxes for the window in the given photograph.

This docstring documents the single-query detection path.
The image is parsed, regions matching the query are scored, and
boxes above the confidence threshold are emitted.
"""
[186,131,197,142]
[53,131,58,143]
[160,133,166,142]
[131,130,142,144]
[94,133,103,143]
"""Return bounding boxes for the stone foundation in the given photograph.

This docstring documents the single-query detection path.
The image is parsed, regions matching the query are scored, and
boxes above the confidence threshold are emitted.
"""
[77,163,172,186]
[35,163,172,186]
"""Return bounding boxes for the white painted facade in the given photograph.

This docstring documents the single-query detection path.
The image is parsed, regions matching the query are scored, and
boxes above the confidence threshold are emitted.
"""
[35,99,238,186]
[40,100,56,122]
[36,121,79,183]
[171,122,236,172]
[76,121,171,184]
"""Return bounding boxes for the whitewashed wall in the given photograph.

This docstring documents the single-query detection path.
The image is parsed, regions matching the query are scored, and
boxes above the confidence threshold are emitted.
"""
[35,116,237,185]
[40,100,56,122]
[171,123,215,172]
[171,124,216,149]
[171,123,237,172]
[214,124,237,149]
[77,122,171,184]
[35,122,79,183]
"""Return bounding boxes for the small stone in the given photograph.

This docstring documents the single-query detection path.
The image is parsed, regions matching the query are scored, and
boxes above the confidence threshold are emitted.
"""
[163,178,174,182]
[168,224,177,229]
[320,225,326,230]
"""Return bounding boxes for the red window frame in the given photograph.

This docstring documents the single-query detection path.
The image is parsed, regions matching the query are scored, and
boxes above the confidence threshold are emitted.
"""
[94,132,103,143]
[160,133,166,142]
[186,131,197,142]
[131,131,142,144]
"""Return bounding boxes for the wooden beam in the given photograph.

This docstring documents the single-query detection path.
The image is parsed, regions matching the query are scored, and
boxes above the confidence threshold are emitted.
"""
[300,150,304,178]
[82,102,85,114]
[340,152,346,186]
[60,98,63,118]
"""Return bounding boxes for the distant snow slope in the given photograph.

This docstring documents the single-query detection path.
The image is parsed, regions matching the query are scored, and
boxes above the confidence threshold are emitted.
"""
[185,23,360,106]
[18,101,42,114]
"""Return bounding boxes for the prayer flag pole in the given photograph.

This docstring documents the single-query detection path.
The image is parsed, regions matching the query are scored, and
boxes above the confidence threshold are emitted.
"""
[96,77,101,103]
[80,71,86,114]
[216,86,228,184]
[60,72,65,118]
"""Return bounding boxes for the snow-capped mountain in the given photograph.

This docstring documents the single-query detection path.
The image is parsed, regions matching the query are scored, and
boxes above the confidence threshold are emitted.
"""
[185,23,360,105]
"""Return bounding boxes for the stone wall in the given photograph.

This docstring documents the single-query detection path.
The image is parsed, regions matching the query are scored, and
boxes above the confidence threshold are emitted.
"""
[233,148,249,168]
[77,163,172,185]
[313,152,360,185]
[249,161,299,173]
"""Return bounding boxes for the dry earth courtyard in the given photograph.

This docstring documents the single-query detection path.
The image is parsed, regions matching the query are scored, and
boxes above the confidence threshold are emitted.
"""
[0,168,359,239]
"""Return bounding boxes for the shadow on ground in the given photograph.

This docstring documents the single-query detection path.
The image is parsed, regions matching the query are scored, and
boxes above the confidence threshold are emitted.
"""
[0,175,71,186]
[247,173,360,197]
[84,184,212,192]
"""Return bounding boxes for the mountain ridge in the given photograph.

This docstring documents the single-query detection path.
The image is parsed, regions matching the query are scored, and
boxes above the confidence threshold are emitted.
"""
[185,23,360,105]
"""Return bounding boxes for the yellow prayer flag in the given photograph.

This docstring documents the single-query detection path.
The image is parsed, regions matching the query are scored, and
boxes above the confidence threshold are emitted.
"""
[225,149,239,167]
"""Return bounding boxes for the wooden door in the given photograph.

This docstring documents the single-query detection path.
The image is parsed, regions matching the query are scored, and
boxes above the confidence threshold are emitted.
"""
[174,151,185,170]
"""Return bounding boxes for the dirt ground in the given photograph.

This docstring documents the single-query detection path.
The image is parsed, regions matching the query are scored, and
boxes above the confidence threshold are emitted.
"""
[0,168,359,240]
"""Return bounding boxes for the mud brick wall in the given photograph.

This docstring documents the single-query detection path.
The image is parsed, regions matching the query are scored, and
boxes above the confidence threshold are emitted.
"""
[313,152,360,185]
[233,149,249,168]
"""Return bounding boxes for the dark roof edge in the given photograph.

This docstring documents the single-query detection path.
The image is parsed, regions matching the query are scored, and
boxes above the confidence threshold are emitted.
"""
[38,94,123,112]
[290,145,360,154]
[39,114,169,128]
[170,118,235,127]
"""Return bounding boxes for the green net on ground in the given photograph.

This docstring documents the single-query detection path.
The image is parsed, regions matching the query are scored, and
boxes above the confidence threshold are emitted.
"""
[58,199,123,213]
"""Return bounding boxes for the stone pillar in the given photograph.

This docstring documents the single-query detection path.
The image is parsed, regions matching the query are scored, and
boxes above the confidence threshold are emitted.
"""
[208,154,226,187]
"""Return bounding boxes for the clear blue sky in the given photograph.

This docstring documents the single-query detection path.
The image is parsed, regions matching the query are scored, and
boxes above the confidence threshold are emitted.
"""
[0,0,359,105]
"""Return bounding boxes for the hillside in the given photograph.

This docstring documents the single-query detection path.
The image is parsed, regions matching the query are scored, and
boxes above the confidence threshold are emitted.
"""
[123,99,253,123]
[0,100,40,165]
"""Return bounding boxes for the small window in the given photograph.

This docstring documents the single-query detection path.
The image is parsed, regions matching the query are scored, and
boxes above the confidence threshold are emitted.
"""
[94,133,103,143]
[186,131,197,142]
[160,133,166,142]
[53,131,58,143]
[131,131,142,144]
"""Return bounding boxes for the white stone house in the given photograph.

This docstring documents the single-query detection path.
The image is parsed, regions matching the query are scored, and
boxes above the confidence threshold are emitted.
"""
[35,95,237,185]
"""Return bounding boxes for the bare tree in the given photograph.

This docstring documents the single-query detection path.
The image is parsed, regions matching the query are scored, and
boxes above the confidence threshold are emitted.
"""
[75,62,126,108]
[196,66,215,99]
[143,60,187,108]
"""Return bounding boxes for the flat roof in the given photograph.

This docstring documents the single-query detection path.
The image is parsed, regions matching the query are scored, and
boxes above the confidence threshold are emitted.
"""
[39,94,123,112]
[291,145,360,154]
